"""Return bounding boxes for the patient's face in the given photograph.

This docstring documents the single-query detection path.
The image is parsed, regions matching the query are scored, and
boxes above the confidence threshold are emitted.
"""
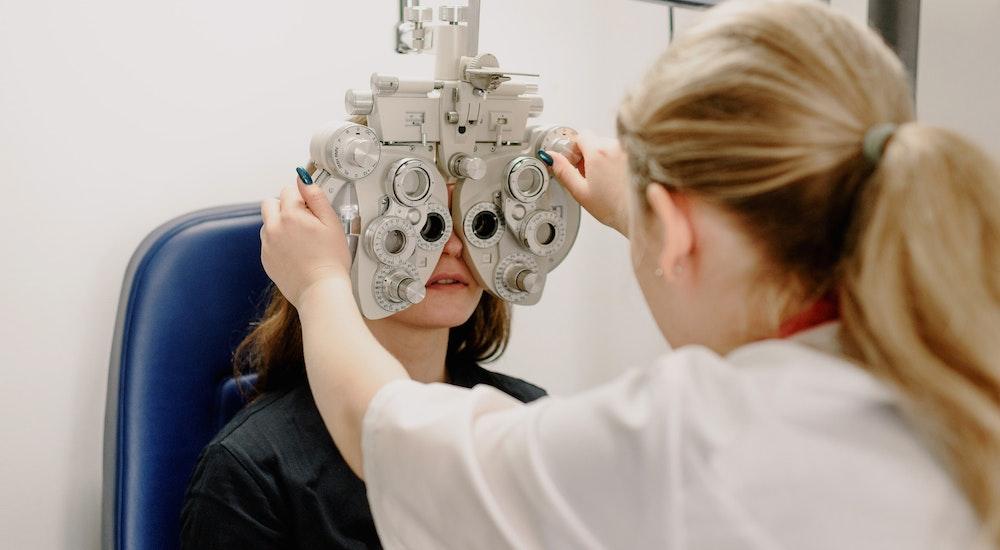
[390,183,483,329]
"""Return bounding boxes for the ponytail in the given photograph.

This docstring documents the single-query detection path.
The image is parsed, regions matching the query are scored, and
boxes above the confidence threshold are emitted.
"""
[840,124,1000,542]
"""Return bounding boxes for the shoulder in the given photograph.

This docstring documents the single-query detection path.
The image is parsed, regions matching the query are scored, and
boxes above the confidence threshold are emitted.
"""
[588,332,899,456]
[455,363,548,403]
[208,383,327,463]
[724,323,898,410]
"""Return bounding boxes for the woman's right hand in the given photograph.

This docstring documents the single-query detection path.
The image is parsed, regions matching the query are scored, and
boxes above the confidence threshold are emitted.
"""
[548,134,630,237]
[260,178,353,309]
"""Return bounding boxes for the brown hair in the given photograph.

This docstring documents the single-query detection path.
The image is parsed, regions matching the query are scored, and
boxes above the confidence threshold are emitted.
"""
[234,285,511,394]
[619,0,1000,543]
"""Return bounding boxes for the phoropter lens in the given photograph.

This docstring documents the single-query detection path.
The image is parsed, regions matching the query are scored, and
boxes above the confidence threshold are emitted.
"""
[420,212,447,243]
[384,230,407,254]
[401,169,429,200]
[472,211,499,240]
[535,222,556,246]
[517,168,544,197]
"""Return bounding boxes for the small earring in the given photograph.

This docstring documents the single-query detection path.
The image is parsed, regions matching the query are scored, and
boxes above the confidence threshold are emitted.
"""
[673,264,684,276]
[654,267,664,278]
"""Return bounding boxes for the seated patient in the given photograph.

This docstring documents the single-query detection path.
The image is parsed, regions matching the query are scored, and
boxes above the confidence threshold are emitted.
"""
[180,183,546,549]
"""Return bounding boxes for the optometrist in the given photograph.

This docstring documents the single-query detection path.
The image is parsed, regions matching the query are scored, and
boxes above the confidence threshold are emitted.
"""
[258,2,999,548]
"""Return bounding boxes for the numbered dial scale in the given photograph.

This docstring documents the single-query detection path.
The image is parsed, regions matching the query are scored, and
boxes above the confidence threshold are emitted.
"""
[309,123,451,320]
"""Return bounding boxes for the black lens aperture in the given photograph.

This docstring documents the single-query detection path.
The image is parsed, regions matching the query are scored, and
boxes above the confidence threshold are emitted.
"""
[421,212,446,243]
[472,211,499,240]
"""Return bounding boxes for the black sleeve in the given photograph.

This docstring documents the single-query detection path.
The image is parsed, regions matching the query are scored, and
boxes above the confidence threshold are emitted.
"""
[180,443,286,550]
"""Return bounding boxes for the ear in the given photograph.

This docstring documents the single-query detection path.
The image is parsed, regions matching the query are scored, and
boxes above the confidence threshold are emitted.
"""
[645,184,693,282]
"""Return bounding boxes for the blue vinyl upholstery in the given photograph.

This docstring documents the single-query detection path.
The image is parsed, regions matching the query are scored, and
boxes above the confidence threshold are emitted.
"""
[103,204,271,550]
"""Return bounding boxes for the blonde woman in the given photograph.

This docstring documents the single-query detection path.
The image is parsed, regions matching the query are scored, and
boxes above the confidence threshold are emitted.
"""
[259,0,1000,547]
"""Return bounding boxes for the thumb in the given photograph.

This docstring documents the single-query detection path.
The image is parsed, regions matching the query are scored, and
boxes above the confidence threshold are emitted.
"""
[296,168,338,226]
[548,151,589,202]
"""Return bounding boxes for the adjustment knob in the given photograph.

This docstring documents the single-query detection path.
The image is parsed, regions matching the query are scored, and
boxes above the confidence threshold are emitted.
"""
[371,74,400,95]
[439,5,467,24]
[345,138,379,171]
[539,126,582,166]
[345,89,374,116]
[310,123,380,180]
[550,138,582,165]
[505,266,539,294]
[403,5,433,23]
[387,271,426,304]
[450,154,487,180]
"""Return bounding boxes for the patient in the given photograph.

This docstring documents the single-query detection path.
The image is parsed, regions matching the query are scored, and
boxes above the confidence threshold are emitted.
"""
[180,182,545,549]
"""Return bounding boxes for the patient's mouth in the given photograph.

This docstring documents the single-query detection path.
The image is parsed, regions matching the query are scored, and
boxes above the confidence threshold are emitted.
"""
[426,274,469,288]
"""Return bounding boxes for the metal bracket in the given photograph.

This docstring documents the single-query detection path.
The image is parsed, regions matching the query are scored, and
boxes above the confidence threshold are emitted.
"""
[397,0,481,56]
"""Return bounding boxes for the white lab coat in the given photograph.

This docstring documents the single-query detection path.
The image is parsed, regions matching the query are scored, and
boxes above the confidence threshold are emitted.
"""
[361,323,983,549]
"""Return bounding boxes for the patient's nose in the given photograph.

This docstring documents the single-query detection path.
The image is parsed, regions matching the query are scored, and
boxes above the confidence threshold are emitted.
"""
[442,226,463,257]
[442,182,464,257]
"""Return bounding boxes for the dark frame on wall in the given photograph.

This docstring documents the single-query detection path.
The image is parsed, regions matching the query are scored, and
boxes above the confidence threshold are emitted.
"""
[868,0,921,95]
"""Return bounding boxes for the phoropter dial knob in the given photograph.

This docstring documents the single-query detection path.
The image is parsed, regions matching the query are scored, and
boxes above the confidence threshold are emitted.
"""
[347,138,379,171]
[373,264,422,313]
[310,123,381,181]
[550,138,581,165]
[493,253,541,302]
[439,5,467,24]
[450,154,487,180]
[345,89,374,116]
[539,126,582,166]
[505,266,539,294]
[404,5,433,23]
[386,271,426,305]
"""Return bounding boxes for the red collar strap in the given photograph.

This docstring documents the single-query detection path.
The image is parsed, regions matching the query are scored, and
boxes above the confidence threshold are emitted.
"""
[777,293,840,338]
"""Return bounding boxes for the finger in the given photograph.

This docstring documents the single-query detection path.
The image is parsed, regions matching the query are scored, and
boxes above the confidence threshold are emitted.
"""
[548,151,589,201]
[298,178,339,226]
[279,184,304,214]
[576,129,606,157]
[261,197,280,227]
[561,140,584,167]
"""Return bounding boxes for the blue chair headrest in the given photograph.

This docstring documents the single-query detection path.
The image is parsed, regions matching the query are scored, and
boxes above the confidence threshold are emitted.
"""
[103,204,271,550]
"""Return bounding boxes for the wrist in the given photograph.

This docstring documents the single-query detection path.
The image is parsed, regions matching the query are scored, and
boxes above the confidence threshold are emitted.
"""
[295,276,356,319]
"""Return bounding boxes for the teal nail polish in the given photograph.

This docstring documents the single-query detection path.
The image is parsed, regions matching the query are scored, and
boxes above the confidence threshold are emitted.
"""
[537,150,554,167]
[296,167,313,185]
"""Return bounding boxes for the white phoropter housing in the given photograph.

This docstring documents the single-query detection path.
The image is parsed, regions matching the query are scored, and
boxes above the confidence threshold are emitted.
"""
[309,2,582,319]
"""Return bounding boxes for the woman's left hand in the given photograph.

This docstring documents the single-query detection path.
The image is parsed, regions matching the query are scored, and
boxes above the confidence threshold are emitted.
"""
[260,177,352,308]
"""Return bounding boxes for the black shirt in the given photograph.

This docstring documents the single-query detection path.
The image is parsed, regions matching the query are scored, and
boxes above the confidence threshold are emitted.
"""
[180,363,546,550]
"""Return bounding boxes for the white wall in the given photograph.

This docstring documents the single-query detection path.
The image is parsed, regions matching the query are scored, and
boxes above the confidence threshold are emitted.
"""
[0,1,668,548]
[3,1,999,548]
[916,0,1000,158]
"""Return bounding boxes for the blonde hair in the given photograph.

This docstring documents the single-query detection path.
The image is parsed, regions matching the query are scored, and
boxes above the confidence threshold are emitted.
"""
[619,0,1000,543]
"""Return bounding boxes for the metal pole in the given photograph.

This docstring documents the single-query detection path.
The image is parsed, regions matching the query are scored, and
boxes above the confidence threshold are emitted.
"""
[466,0,481,57]
[868,0,921,96]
